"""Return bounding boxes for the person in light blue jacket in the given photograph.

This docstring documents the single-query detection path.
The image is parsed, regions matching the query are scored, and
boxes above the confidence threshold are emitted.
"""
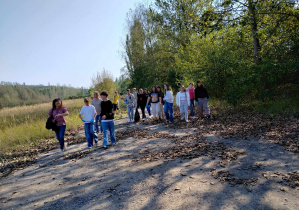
[176,85,190,122]
[163,84,174,123]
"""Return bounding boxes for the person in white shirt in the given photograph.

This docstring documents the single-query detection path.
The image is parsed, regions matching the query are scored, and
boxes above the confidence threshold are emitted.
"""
[79,98,98,148]
[163,84,174,123]
[176,85,190,122]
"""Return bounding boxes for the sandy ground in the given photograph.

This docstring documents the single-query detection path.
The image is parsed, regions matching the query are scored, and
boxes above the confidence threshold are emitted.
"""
[0,118,298,210]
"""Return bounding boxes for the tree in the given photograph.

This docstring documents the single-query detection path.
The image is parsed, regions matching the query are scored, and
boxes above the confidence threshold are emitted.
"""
[91,69,116,97]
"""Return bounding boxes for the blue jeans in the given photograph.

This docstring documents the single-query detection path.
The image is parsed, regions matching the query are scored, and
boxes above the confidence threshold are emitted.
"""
[94,115,102,133]
[127,106,134,121]
[146,104,151,116]
[55,125,66,150]
[190,99,195,117]
[84,123,98,147]
[164,102,173,122]
[101,120,116,147]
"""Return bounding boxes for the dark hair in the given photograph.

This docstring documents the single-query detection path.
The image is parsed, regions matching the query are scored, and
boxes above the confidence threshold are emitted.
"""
[84,97,89,102]
[100,90,108,97]
[196,80,203,88]
[52,98,58,110]
[151,85,157,93]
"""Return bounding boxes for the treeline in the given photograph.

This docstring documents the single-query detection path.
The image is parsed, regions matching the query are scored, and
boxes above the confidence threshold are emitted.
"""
[0,82,89,109]
[123,0,299,106]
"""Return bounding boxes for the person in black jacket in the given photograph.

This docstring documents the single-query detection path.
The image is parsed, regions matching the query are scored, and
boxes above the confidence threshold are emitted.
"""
[100,91,116,149]
[195,80,210,119]
[137,88,147,121]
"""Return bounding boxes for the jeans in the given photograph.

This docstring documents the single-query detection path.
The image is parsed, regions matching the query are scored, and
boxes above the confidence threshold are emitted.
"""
[190,99,195,117]
[84,123,98,147]
[146,104,151,116]
[55,125,66,150]
[101,120,116,147]
[164,102,173,122]
[94,115,102,133]
[127,106,134,121]
[179,100,188,121]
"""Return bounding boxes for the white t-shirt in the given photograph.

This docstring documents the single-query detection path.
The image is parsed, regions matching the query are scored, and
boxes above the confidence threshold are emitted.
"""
[179,92,187,101]
[79,105,96,123]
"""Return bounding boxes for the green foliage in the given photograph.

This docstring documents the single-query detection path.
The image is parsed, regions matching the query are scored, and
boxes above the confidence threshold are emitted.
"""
[123,0,299,110]
[91,69,117,97]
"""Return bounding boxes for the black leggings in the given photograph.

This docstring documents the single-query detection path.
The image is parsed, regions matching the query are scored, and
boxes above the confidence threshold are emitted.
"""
[136,105,146,119]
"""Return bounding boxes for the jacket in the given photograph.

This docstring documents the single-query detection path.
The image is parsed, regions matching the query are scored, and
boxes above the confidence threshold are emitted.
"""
[176,91,190,106]
[195,86,209,100]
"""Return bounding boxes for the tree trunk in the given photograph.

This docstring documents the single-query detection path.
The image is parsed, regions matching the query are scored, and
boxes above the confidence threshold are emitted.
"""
[248,0,261,64]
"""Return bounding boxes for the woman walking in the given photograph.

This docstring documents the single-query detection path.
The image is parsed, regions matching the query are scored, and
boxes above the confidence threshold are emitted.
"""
[176,86,190,122]
[195,80,210,119]
[187,82,196,119]
[48,98,69,152]
[157,86,165,120]
[112,91,122,118]
[163,84,174,123]
[147,86,161,120]
[125,89,135,122]
[144,88,151,117]
[100,91,116,149]
[137,88,147,121]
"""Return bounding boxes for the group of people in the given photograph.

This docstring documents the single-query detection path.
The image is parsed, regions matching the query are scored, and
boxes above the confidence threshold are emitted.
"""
[48,80,210,151]
[125,80,210,123]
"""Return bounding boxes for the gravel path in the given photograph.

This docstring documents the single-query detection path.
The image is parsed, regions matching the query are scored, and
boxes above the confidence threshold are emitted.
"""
[0,118,298,210]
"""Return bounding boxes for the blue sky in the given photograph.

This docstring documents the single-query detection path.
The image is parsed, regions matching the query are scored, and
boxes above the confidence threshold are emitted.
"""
[0,0,152,88]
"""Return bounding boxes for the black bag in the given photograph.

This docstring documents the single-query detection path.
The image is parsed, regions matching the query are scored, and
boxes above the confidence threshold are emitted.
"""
[134,109,140,122]
[46,117,58,131]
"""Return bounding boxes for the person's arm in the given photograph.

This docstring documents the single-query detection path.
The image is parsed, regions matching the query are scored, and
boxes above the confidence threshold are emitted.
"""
[147,96,151,105]
[159,97,162,104]
[187,92,190,106]
[195,88,198,101]
[176,92,179,107]
[205,88,209,99]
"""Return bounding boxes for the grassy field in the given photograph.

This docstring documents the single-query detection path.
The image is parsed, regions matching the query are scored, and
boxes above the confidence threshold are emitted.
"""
[0,97,128,156]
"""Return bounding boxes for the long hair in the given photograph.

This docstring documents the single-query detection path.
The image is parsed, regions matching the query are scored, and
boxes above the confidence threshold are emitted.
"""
[164,84,172,94]
[196,80,204,88]
[52,98,58,110]
[180,85,186,92]
[151,85,157,93]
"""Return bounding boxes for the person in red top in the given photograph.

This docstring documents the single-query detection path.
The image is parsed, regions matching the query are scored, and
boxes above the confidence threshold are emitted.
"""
[48,98,69,152]
[186,82,196,119]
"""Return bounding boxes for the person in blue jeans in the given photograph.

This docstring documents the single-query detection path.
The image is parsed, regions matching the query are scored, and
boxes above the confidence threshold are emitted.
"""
[124,89,135,122]
[92,91,103,133]
[163,84,174,123]
[48,98,69,152]
[79,98,98,148]
[100,91,116,149]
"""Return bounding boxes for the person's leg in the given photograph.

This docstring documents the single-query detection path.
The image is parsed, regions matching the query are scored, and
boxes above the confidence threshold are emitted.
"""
[152,103,156,118]
[130,107,134,121]
[109,121,116,145]
[203,98,210,116]
[179,101,184,120]
[190,99,195,117]
[184,101,188,121]
[127,106,131,121]
[156,103,160,118]
[147,104,151,116]
[169,103,173,122]
[101,121,109,147]
[164,102,169,121]
[141,106,146,119]
[84,123,92,147]
[92,122,98,145]
[94,115,100,133]
[198,98,204,118]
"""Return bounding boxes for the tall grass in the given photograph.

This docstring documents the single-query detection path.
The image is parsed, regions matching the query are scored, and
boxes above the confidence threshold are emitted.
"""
[0,99,84,154]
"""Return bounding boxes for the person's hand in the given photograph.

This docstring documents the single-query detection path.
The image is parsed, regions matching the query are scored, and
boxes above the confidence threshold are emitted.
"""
[207,99,209,102]
[196,102,198,105]
[90,119,95,123]
[160,102,162,105]
[81,119,86,122]
[54,114,60,118]
[102,115,107,120]
[163,98,165,101]
[124,100,128,105]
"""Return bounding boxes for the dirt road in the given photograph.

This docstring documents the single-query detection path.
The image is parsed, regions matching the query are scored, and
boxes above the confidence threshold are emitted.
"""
[0,118,298,210]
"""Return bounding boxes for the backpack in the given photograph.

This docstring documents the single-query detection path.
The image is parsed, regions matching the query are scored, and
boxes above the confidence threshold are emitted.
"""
[134,109,140,122]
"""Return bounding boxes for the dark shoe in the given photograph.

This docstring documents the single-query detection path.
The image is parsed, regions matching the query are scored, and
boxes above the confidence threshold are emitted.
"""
[206,115,211,119]
[103,146,108,150]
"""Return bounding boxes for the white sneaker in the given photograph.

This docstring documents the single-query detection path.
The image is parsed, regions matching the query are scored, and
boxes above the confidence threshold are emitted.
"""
[132,120,135,123]
[128,119,131,123]
[186,120,189,122]
[192,116,196,119]
[142,118,146,121]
